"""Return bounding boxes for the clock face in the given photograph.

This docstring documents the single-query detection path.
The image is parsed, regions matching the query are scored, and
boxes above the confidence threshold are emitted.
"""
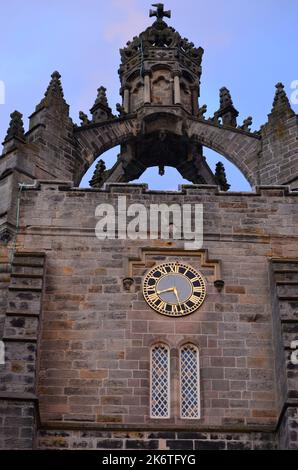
[143,262,206,317]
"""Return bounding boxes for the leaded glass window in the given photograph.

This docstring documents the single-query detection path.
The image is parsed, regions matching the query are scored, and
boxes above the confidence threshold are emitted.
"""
[150,344,170,418]
[180,344,200,419]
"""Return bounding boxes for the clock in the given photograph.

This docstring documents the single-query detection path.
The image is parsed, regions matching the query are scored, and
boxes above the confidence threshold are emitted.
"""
[143,262,206,317]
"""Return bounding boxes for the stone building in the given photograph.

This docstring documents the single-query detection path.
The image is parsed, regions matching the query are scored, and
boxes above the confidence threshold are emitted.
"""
[0,4,297,450]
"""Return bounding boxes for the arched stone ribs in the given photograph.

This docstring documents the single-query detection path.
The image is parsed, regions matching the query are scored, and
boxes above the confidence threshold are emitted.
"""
[187,119,261,187]
[74,117,138,183]
[72,140,94,187]
[74,115,261,187]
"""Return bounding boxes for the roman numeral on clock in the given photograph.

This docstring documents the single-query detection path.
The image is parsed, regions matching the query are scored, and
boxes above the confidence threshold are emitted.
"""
[147,292,158,302]
[158,300,167,311]
[172,263,180,273]
[171,304,180,314]
[189,294,200,304]
[193,286,203,294]
[159,266,169,275]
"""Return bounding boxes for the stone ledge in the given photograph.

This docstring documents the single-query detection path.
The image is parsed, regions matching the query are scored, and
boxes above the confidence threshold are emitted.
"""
[11,273,44,279]
[2,336,37,343]
[20,180,298,197]
[39,420,276,434]
[6,311,40,318]
[0,392,38,401]
[8,286,42,292]
[13,252,46,259]
[272,258,298,264]
[280,318,298,324]
[277,295,298,301]
[276,281,298,285]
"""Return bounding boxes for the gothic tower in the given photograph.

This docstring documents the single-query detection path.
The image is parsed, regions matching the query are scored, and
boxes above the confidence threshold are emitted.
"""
[0,4,297,451]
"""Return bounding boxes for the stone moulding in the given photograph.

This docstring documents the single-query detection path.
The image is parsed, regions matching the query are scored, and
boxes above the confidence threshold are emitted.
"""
[16,179,298,197]
[124,247,222,285]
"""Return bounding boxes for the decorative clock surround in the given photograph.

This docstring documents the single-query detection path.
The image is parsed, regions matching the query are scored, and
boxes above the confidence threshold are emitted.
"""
[143,262,206,317]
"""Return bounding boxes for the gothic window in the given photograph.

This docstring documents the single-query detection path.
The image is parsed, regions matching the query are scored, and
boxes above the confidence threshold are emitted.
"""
[180,344,200,419]
[150,343,170,418]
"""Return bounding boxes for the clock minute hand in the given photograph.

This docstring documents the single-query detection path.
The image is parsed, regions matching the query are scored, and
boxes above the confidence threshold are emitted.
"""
[157,287,175,295]
[173,287,181,306]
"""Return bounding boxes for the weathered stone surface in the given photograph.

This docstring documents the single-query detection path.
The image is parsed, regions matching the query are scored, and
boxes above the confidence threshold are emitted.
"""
[34,428,278,450]
[0,3,298,452]
[0,184,295,435]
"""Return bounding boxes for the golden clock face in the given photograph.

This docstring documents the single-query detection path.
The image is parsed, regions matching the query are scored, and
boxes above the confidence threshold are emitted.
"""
[143,262,206,317]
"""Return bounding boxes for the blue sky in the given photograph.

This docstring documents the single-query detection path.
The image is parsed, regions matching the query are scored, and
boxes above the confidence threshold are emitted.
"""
[0,0,297,190]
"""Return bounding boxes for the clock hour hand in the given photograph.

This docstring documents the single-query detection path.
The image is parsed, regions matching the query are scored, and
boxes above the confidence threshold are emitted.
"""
[157,287,175,295]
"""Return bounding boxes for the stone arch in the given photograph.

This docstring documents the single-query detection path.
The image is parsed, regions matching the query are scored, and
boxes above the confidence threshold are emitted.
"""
[151,63,173,73]
[186,118,261,186]
[126,69,142,82]
[181,69,195,82]
[74,117,137,185]
[74,114,261,187]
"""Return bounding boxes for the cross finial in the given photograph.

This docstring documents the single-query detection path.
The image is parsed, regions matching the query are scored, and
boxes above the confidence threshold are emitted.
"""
[149,3,171,22]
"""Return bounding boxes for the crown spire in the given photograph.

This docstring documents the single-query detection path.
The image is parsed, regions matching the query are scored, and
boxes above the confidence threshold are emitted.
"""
[90,86,113,123]
[4,111,25,143]
[271,82,294,116]
[93,86,109,108]
[34,71,69,114]
[89,159,107,188]
[215,162,230,191]
[44,71,64,99]
[216,87,239,128]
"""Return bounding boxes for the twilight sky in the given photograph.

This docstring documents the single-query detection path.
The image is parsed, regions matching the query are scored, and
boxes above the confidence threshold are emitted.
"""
[0,0,297,190]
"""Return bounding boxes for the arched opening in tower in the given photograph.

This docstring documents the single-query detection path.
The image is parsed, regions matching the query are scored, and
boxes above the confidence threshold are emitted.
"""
[79,146,251,192]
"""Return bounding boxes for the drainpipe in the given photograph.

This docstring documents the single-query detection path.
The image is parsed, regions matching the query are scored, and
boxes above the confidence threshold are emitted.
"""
[9,181,38,266]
